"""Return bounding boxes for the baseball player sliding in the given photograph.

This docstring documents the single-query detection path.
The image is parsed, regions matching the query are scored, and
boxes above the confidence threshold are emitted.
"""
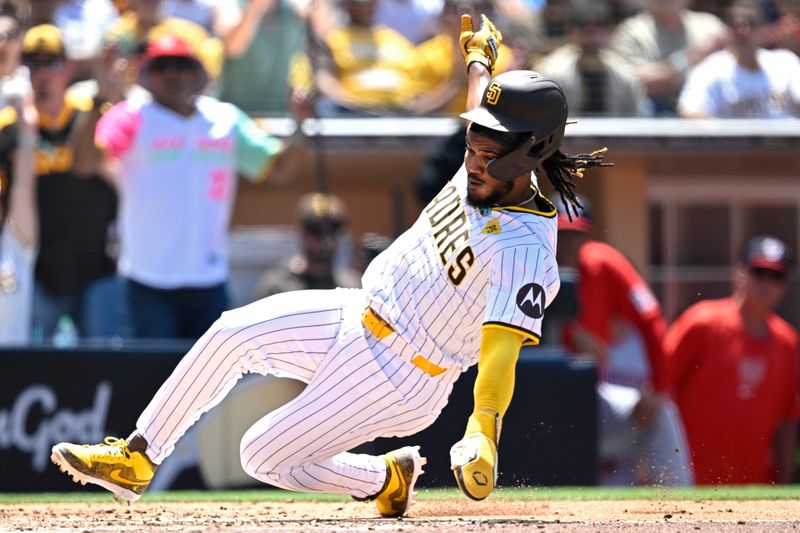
[51,14,609,516]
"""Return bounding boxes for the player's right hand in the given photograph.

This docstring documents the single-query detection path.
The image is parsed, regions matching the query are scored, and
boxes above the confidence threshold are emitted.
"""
[450,431,498,501]
[459,14,502,73]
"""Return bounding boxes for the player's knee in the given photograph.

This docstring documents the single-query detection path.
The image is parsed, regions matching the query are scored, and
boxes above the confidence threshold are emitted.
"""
[240,452,259,480]
[239,431,282,478]
[239,438,263,479]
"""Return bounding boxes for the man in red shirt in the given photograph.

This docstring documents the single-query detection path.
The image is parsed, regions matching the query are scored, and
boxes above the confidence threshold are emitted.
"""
[665,235,799,484]
[556,196,693,485]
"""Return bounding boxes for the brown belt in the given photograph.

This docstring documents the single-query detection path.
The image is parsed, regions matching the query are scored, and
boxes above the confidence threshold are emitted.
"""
[362,306,447,377]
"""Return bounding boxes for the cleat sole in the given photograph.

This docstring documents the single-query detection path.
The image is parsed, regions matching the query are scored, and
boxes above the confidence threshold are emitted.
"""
[50,447,141,504]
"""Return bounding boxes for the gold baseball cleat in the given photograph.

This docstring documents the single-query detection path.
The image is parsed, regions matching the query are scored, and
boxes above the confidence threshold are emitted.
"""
[375,446,427,518]
[51,437,157,503]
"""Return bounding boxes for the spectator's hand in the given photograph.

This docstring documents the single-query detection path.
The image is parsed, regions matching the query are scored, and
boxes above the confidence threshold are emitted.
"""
[0,70,31,111]
[21,97,38,133]
[12,89,38,137]
[459,14,502,73]
[94,45,130,103]
[633,391,664,429]
[289,86,316,122]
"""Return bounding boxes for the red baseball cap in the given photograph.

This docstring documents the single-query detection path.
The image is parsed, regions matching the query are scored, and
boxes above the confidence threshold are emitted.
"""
[139,34,208,91]
[145,34,197,61]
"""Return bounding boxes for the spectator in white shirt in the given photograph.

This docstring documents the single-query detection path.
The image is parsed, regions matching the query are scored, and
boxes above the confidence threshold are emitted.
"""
[678,0,800,118]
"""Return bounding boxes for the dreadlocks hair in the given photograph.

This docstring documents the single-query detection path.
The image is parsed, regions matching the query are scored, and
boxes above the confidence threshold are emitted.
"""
[540,148,612,221]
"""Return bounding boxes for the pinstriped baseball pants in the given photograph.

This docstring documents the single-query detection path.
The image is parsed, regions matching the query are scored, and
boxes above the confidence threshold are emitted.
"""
[135,288,460,499]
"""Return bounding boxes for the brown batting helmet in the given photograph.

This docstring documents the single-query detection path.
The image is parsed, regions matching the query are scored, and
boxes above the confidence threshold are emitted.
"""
[461,70,568,181]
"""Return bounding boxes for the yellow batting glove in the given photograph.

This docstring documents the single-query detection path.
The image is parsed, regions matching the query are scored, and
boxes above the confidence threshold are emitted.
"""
[450,408,500,501]
[459,14,502,73]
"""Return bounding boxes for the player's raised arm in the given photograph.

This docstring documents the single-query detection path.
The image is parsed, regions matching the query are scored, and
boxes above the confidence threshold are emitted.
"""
[460,14,500,113]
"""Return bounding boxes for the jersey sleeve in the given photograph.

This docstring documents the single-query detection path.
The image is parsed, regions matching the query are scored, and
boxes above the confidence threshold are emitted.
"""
[95,101,141,159]
[579,244,668,391]
[629,292,668,392]
[483,244,560,344]
[232,106,283,183]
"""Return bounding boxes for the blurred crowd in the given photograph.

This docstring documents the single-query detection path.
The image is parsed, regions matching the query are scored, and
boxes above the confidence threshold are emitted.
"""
[0,0,793,119]
[0,0,798,487]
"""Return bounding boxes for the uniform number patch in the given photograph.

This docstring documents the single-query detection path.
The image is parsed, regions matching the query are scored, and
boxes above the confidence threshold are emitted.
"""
[516,283,546,319]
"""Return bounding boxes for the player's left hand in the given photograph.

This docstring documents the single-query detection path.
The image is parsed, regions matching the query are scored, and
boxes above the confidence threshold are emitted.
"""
[450,408,500,500]
[459,13,502,73]
[450,432,497,500]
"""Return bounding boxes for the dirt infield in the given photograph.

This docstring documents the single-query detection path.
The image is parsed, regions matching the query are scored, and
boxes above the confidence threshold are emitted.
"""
[2,498,800,532]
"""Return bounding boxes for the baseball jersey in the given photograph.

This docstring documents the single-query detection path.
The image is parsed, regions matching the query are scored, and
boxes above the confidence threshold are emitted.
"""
[678,48,800,118]
[665,297,800,484]
[33,93,117,297]
[362,165,560,371]
[96,95,283,289]
[566,240,667,391]
[0,93,117,297]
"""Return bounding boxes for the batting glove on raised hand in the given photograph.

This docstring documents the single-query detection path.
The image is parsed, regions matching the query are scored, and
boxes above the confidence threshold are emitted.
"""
[450,409,500,501]
[459,13,502,74]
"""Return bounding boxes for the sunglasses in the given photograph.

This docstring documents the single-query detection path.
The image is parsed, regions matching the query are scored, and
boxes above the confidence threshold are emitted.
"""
[749,267,788,282]
[148,56,198,73]
[23,57,65,70]
[303,222,343,237]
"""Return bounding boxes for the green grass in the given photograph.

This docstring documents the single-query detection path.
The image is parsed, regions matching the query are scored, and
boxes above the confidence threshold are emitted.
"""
[3,485,800,504]
[472,486,800,501]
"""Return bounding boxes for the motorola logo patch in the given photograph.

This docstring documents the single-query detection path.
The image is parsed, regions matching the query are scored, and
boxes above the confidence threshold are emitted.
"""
[516,283,545,319]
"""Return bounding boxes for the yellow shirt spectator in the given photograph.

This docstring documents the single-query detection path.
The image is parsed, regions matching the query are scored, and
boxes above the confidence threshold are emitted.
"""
[321,25,418,111]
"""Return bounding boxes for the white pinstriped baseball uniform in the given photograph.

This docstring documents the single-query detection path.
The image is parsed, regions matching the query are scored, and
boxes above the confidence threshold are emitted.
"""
[134,165,560,498]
